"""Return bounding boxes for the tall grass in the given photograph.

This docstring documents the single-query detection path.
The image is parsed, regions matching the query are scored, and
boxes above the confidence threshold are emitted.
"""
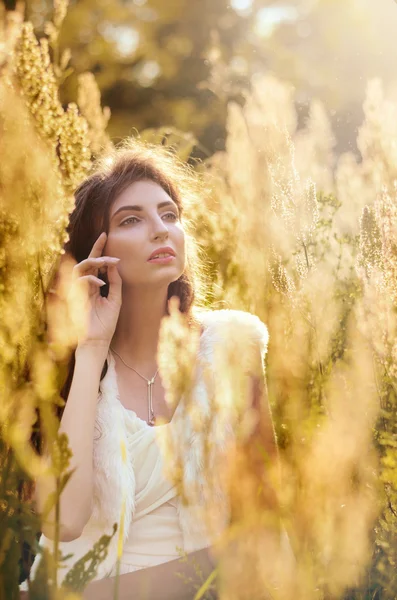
[0,3,396,599]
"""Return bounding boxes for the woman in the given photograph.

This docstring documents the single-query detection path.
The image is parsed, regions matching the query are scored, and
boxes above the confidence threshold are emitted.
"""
[20,140,283,599]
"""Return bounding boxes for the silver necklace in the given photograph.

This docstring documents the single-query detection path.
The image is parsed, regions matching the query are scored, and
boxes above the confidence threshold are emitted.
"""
[110,346,159,426]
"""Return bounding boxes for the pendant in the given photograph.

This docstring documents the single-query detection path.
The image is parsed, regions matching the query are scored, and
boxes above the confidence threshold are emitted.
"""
[148,379,156,426]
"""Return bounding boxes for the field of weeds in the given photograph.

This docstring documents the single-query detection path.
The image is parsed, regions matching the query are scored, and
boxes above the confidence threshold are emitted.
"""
[0,2,396,599]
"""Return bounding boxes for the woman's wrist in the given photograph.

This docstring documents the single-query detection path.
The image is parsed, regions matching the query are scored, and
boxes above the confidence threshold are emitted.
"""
[74,343,109,384]
[75,341,109,362]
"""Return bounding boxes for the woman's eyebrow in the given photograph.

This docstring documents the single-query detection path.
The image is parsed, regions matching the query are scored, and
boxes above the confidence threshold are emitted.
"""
[111,201,177,221]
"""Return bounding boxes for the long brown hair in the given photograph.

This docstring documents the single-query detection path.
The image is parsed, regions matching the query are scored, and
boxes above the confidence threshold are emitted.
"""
[56,138,207,409]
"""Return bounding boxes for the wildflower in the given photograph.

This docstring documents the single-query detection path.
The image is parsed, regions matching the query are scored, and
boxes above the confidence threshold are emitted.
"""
[59,103,91,191]
[78,72,112,157]
[269,249,296,299]
[15,23,63,151]
[357,205,382,279]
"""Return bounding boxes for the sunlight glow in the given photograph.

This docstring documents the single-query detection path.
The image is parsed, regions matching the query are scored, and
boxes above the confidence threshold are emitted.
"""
[99,23,140,57]
[137,60,161,87]
[255,6,299,37]
[230,0,253,15]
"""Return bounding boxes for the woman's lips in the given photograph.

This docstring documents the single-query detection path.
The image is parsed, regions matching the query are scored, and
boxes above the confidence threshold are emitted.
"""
[147,255,176,264]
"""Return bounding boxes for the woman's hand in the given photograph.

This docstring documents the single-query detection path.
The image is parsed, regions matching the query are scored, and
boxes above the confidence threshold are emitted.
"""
[69,232,123,350]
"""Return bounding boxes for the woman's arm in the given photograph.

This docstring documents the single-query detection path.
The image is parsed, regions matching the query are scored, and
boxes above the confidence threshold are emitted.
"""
[35,345,109,541]
[81,546,217,600]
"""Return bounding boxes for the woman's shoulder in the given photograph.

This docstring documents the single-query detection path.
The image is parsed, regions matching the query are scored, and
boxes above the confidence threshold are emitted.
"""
[193,307,269,354]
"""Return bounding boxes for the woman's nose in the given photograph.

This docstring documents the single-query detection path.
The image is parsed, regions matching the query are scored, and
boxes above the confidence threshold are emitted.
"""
[151,215,169,238]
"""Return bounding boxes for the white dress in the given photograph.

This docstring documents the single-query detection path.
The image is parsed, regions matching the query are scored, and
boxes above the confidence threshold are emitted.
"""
[108,407,184,576]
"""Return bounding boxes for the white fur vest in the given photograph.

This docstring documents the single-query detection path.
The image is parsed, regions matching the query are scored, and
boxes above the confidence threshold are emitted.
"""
[22,309,270,589]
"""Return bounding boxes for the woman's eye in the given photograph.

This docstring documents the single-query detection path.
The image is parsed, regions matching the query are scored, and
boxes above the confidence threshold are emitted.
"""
[121,212,178,225]
[121,216,139,226]
[121,213,178,226]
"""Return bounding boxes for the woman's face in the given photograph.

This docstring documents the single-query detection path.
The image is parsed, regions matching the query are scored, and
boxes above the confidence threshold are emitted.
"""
[103,179,186,288]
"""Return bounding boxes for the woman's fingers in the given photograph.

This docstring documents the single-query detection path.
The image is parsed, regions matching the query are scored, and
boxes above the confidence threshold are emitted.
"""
[69,232,122,305]
[88,231,107,259]
[73,275,106,298]
[72,256,120,279]
[78,275,106,288]
[106,262,122,306]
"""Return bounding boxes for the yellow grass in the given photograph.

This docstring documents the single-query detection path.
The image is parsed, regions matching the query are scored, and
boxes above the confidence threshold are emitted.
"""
[0,4,396,600]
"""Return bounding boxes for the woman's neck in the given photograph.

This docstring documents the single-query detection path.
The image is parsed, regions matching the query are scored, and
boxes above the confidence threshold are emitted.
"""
[110,286,169,367]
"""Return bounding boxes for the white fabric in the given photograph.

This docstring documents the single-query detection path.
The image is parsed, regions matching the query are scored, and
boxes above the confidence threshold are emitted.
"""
[108,410,184,576]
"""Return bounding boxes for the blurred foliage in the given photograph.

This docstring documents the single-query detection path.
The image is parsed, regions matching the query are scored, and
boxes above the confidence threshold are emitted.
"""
[0,1,397,599]
[193,72,397,599]
[0,2,118,597]
[260,0,397,156]
[9,0,397,160]
[22,0,265,157]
